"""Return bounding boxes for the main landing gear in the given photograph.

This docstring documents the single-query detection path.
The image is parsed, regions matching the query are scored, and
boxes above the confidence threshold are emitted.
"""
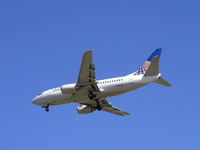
[42,104,49,112]
[88,90,102,111]
[94,99,102,111]
[88,93,96,100]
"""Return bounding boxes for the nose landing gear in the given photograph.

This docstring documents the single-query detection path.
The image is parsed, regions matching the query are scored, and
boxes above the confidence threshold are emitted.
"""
[42,104,49,112]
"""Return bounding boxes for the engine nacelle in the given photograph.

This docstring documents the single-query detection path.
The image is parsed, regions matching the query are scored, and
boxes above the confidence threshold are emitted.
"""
[61,84,75,94]
[77,105,95,114]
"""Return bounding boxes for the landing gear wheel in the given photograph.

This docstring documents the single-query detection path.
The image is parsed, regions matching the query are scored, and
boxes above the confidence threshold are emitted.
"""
[42,104,49,112]
[45,107,49,112]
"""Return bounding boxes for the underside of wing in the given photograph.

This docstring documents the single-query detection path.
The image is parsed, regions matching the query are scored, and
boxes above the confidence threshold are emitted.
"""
[76,50,95,86]
[100,100,130,116]
[102,105,130,116]
[73,50,101,100]
[79,99,130,116]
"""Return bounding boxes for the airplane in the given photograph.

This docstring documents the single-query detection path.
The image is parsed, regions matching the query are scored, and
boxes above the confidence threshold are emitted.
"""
[32,48,171,116]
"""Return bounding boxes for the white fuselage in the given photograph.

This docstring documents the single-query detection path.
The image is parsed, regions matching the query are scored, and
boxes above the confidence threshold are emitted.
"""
[32,73,160,106]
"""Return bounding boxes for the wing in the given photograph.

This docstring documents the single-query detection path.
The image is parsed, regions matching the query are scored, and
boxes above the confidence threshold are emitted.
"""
[102,106,130,116]
[100,100,130,116]
[74,51,130,116]
[81,99,130,116]
[74,50,101,100]
[76,50,96,86]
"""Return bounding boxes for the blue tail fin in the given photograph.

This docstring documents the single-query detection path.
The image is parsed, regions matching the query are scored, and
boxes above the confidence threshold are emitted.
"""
[134,48,162,75]
[147,48,162,62]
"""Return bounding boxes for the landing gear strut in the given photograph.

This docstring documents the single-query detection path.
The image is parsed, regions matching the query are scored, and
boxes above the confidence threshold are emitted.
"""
[94,99,102,111]
[88,92,96,100]
[42,104,49,112]
[88,90,101,111]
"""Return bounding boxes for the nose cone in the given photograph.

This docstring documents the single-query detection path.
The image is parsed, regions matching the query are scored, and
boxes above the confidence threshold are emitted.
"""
[32,96,40,105]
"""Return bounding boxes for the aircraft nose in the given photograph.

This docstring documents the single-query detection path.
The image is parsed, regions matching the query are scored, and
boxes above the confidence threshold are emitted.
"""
[32,96,40,105]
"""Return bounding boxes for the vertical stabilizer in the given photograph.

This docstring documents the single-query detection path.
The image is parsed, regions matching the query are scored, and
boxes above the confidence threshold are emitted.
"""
[134,48,172,87]
[135,48,162,75]
[144,56,160,76]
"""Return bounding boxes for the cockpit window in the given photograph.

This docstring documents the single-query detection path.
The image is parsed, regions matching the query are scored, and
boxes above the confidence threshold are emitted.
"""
[37,87,60,96]
[52,87,60,91]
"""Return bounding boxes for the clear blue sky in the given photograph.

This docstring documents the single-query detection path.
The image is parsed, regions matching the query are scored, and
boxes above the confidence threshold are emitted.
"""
[0,0,200,150]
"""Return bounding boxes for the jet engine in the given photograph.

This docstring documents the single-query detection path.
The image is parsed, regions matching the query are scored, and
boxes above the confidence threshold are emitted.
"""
[61,84,75,94]
[77,105,95,114]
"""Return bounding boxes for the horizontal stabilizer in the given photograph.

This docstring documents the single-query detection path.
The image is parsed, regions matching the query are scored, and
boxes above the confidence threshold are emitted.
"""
[154,77,172,87]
